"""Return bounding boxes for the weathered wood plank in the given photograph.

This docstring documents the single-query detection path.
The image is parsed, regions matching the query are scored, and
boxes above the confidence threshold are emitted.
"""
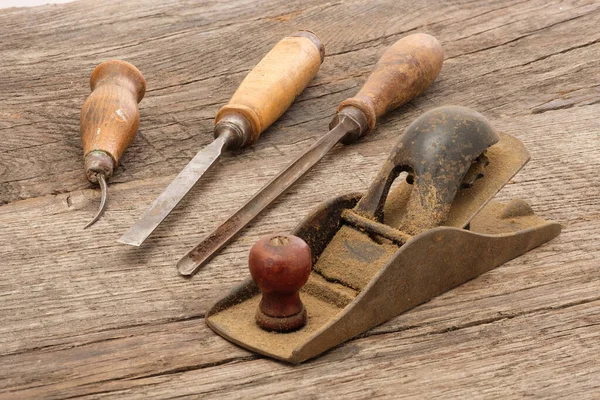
[0,0,598,398]
[3,299,597,399]
[2,0,598,203]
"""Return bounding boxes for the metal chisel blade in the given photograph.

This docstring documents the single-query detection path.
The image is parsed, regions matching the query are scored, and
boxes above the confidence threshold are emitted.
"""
[118,134,230,246]
[177,119,357,276]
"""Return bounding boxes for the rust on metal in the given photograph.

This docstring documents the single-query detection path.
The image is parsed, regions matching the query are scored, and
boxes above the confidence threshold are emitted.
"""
[176,113,363,276]
[206,106,561,364]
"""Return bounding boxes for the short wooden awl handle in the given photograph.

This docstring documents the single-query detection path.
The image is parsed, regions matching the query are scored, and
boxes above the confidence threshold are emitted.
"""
[81,60,146,168]
[215,31,324,146]
[338,33,444,134]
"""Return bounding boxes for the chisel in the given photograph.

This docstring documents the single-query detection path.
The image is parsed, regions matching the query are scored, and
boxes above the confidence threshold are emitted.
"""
[177,33,444,276]
[81,60,146,228]
[118,31,325,246]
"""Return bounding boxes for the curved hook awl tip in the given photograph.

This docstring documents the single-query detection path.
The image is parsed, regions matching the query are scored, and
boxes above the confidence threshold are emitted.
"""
[83,174,108,229]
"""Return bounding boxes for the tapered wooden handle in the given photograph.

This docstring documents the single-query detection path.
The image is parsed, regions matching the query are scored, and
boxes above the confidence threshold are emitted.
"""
[338,33,443,133]
[81,60,146,165]
[215,31,324,146]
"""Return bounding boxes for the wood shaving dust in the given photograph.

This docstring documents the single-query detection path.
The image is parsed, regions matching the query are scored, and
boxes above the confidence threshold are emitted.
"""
[313,225,399,290]
[209,293,342,360]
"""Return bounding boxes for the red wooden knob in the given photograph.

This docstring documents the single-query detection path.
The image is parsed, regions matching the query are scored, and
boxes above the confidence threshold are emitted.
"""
[249,233,312,332]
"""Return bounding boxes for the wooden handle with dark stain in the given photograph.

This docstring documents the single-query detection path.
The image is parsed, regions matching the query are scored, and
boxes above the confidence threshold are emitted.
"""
[338,33,443,134]
[215,31,324,146]
[81,60,146,169]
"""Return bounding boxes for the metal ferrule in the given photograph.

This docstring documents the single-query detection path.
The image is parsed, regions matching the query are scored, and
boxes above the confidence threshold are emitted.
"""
[329,105,370,145]
[84,150,115,184]
[291,30,325,64]
[213,113,254,150]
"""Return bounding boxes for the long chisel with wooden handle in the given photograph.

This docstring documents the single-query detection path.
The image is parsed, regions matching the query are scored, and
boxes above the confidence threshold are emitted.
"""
[177,33,444,276]
[118,31,325,246]
[81,60,146,229]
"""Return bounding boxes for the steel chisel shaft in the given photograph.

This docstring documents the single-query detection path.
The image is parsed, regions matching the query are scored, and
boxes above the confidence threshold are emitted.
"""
[119,134,230,246]
[177,118,356,275]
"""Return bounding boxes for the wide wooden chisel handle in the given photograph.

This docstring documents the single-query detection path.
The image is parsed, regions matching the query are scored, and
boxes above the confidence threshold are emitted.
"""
[214,31,324,149]
[334,33,444,143]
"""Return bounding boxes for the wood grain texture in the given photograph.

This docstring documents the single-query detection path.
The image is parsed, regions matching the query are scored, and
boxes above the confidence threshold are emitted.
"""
[0,0,598,398]
[216,33,323,144]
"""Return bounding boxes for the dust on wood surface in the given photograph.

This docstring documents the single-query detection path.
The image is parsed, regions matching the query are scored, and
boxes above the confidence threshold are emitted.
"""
[0,0,598,398]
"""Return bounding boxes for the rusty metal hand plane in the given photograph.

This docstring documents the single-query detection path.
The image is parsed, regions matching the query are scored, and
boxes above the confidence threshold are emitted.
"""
[206,106,561,364]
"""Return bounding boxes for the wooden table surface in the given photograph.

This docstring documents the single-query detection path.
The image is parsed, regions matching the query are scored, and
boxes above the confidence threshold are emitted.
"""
[1,0,598,398]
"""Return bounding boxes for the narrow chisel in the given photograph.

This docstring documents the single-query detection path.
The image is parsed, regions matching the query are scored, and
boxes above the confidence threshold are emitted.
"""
[118,31,324,246]
[177,33,444,276]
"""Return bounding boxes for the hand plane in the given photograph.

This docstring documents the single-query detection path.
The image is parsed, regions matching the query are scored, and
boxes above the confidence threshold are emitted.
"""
[205,106,561,364]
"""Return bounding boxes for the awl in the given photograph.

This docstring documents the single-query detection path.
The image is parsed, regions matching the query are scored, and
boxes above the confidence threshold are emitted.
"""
[177,33,445,276]
[81,60,146,228]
